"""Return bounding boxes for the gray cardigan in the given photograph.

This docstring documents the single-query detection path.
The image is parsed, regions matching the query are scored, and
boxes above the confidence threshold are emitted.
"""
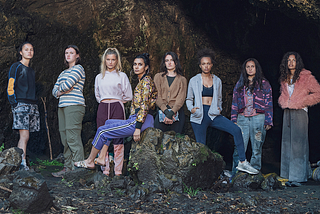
[186,73,223,124]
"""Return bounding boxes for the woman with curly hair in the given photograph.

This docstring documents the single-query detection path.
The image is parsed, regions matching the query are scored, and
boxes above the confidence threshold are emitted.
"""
[231,58,273,175]
[74,53,157,171]
[186,48,258,175]
[154,52,187,134]
[278,52,320,186]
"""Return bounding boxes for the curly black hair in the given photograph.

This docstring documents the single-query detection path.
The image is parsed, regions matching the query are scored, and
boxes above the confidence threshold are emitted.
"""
[237,58,265,92]
[196,48,216,66]
[279,51,304,84]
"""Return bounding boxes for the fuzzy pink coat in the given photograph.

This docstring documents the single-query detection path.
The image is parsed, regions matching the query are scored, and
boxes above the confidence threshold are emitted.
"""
[278,69,320,109]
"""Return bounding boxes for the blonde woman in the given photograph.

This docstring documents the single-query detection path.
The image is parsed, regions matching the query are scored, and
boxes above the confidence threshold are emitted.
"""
[95,48,132,177]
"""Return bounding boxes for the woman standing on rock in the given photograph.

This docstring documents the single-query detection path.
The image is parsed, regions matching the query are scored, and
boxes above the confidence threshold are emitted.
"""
[186,48,258,175]
[278,52,320,186]
[7,42,40,170]
[74,53,157,171]
[154,52,187,134]
[95,48,132,177]
[52,45,85,177]
[231,58,273,176]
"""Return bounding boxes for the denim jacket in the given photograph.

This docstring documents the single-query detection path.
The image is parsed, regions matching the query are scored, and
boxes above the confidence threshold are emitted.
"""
[231,79,273,126]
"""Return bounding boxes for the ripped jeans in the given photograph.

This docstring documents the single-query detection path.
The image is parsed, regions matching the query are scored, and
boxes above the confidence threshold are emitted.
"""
[232,113,266,175]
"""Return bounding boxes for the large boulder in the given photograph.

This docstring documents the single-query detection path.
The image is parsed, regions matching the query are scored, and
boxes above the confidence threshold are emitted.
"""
[8,170,53,213]
[233,172,265,190]
[128,128,225,193]
[232,172,283,191]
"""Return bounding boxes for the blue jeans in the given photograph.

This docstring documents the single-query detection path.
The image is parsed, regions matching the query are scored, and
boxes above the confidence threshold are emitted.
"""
[191,105,246,162]
[232,114,266,175]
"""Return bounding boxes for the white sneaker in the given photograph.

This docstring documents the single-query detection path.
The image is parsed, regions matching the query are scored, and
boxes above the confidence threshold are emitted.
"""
[236,160,259,175]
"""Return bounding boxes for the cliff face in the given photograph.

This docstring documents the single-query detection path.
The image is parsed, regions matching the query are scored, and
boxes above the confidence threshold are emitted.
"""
[1,0,320,166]
[0,0,240,157]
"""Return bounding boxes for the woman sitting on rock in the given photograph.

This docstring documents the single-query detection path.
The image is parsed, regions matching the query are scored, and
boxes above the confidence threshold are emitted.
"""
[74,53,157,172]
[154,52,187,134]
[231,58,273,176]
[186,48,258,175]
[95,48,132,177]
[278,52,320,186]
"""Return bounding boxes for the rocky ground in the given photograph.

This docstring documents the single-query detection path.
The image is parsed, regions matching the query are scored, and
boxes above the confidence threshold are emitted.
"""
[3,164,320,214]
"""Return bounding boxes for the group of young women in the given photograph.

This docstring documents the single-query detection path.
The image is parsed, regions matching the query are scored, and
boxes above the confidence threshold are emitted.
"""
[8,42,320,186]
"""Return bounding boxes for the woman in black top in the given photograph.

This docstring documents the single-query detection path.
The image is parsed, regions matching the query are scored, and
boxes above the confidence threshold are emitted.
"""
[7,42,40,170]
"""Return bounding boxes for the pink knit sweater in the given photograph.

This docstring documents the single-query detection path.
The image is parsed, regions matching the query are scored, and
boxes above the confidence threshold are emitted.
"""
[278,69,320,109]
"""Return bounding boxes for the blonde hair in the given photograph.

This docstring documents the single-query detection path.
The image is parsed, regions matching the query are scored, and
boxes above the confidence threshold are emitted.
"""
[100,48,122,78]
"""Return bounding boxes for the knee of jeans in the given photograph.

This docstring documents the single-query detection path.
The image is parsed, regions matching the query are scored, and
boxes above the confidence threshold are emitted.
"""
[255,131,263,142]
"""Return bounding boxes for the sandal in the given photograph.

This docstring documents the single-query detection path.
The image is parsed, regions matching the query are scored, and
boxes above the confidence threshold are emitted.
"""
[94,158,106,167]
[74,160,95,169]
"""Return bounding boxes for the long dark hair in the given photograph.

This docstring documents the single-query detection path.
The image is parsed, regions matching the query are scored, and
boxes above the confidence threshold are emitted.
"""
[196,48,216,72]
[237,58,265,92]
[279,51,304,84]
[64,45,81,67]
[159,52,183,76]
[18,41,33,61]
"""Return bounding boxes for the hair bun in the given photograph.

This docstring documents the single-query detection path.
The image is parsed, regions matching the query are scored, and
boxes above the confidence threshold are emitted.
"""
[143,53,150,59]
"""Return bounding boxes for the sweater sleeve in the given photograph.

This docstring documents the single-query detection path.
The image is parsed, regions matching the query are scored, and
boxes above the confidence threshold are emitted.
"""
[186,80,195,112]
[154,73,168,112]
[59,65,84,92]
[52,73,62,99]
[230,84,239,123]
[171,76,187,113]
[303,74,320,107]
[94,74,101,103]
[263,80,273,126]
[121,73,133,102]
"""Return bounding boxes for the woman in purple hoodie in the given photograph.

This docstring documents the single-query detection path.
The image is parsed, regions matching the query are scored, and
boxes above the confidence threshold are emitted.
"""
[231,58,273,176]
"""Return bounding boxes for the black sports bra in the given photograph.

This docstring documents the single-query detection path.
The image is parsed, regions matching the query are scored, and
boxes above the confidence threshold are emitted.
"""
[202,85,213,97]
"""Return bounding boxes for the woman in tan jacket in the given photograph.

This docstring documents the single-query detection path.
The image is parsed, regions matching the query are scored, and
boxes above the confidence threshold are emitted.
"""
[154,52,187,134]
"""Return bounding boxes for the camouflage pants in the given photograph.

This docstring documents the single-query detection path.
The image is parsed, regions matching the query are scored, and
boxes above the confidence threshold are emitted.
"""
[12,102,40,132]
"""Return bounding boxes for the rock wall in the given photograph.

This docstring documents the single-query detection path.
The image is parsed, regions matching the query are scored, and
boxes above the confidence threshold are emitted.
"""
[0,0,240,158]
[1,0,320,169]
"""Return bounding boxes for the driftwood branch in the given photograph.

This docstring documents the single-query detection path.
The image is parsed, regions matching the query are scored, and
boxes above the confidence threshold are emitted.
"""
[41,97,53,160]
[0,185,12,193]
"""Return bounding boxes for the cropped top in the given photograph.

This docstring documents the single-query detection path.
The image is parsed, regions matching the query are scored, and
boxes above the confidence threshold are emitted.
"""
[202,85,213,97]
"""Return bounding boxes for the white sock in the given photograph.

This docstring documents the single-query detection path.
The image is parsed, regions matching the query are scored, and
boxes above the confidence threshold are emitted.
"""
[21,159,26,166]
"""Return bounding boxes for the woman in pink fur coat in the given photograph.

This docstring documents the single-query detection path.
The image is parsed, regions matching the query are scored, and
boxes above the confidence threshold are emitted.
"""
[278,52,320,186]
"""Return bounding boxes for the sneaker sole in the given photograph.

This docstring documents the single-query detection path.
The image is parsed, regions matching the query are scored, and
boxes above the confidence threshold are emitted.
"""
[236,166,259,175]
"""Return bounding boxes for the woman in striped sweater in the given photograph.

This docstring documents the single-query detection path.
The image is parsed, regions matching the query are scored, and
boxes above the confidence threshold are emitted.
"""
[52,45,86,177]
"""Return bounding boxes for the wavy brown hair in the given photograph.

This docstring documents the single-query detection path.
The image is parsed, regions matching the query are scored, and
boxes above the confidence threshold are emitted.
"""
[279,51,304,84]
